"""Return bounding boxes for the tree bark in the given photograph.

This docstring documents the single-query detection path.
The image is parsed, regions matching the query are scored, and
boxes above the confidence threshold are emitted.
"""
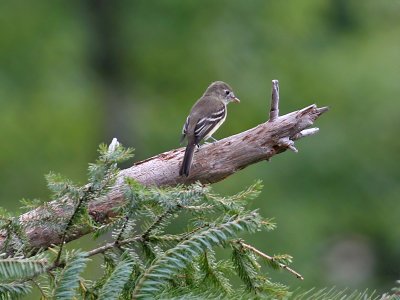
[0,81,328,253]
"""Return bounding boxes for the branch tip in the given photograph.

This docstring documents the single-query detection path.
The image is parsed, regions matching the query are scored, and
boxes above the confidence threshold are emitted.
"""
[269,80,280,121]
[239,241,304,280]
[293,128,319,140]
[317,106,329,115]
[299,104,317,115]
[108,137,120,154]
[278,137,297,152]
[288,145,298,153]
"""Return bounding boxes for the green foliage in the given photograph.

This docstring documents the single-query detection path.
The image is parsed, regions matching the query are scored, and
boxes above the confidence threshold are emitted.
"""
[0,282,31,300]
[0,142,398,299]
[98,252,134,300]
[88,142,134,192]
[291,287,380,300]
[208,179,264,213]
[0,254,47,299]
[132,211,263,298]
[45,172,80,200]
[52,250,89,300]
[0,256,48,281]
[231,241,263,292]
[199,250,233,294]
[19,198,45,212]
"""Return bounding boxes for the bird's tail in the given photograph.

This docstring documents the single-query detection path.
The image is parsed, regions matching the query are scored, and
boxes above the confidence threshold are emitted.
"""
[179,143,195,177]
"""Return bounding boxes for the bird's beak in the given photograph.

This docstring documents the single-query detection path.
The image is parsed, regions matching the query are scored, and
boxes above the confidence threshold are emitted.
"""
[231,95,240,103]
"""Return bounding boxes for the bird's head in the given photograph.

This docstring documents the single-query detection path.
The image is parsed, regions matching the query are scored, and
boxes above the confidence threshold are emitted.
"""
[205,81,240,104]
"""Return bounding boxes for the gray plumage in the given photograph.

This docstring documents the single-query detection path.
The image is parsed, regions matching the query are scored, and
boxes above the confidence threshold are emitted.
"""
[179,81,240,177]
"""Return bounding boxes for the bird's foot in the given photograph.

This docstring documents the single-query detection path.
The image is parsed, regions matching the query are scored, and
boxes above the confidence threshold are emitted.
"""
[204,136,218,145]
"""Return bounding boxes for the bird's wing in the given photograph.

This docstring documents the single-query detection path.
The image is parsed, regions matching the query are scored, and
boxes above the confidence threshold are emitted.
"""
[180,115,190,143]
[193,105,226,145]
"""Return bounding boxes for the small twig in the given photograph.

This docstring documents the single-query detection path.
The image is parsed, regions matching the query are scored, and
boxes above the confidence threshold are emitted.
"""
[54,186,92,266]
[54,202,81,266]
[239,241,304,280]
[88,213,208,257]
[88,207,180,258]
[88,210,173,258]
[175,223,209,242]
[114,215,130,244]
[278,137,298,153]
[141,208,175,239]
[293,128,320,140]
[30,279,47,299]
[86,235,142,258]
[269,80,280,121]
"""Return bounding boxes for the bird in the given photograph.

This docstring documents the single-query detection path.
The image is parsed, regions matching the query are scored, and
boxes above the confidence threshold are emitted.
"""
[179,81,240,177]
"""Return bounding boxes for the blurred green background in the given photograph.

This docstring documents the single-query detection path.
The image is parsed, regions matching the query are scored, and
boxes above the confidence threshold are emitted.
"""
[1,0,399,294]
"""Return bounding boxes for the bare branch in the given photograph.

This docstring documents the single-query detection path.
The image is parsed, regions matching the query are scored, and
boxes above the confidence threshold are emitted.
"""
[293,128,320,140]
[269,80,280,121]
[278,137,298,153]
[0,81,328,254]
[239,241,304,280]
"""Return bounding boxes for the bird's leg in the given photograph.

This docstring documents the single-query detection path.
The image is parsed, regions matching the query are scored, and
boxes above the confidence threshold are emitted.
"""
[204,136,218,145]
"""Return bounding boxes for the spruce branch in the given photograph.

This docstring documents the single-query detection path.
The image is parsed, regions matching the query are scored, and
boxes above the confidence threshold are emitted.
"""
[200,250,233,294]
[141,209,176,240]
[54,185,92,267]
[86,236,142,258]
[98,252,134,300]
[1,146,397,300]
[231,242,262,293]
[292,287,381,300]
[52,250,89,300]
[114,215,130,244]
[30,279,47,299]
[237,241,304,280]
[87,216,211,260]
[0,257,48,280]
[0,282,32,299]
[132,211,262,298]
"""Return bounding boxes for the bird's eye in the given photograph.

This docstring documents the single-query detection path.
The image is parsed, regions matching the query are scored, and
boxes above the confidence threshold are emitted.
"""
[225,90,230,95]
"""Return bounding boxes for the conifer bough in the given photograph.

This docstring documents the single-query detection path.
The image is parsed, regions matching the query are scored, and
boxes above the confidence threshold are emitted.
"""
[0,80,328,252]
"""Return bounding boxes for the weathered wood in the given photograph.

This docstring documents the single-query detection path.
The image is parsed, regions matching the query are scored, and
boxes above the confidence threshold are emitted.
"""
[269,80,280,121]
[0,81,328,253]
[119,105,326,186]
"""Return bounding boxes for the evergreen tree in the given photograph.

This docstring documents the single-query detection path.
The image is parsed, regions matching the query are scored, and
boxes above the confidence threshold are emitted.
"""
[0,141,397,299]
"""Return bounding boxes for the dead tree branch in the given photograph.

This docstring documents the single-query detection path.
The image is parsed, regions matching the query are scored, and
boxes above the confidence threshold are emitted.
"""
[0,80,328,253]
